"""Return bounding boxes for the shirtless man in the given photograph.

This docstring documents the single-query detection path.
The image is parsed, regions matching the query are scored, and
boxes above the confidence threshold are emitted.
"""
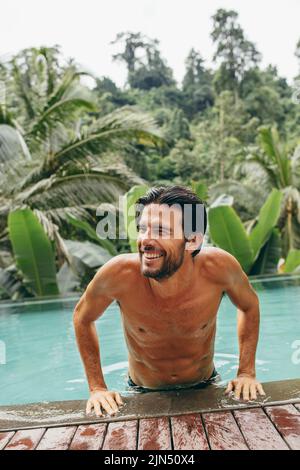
[73,185,265,417]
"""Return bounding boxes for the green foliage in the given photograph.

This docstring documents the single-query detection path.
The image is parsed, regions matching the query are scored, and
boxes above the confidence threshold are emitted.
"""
[0,46,163,298]
[168,109,191,142]
[208,190,282,273]
[1,9,300,297]
[182,49,214,118]
[249,189,283,262]
[283,249,300,273]
[211,8,261,94]
[111,32,175,90]
[208,205,254,273]
[249,228,281,276]
[8,209,59,296]
[123,185,148,252]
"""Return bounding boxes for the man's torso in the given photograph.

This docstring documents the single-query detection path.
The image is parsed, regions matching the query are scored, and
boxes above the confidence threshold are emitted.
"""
[114,248,225,389]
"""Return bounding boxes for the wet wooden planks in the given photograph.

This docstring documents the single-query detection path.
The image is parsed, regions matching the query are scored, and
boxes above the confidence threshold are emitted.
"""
[1,402,299,450]
[138,417,171,450]
[171,414,209,450]
[265,404,300,450]
[5,428,46,450]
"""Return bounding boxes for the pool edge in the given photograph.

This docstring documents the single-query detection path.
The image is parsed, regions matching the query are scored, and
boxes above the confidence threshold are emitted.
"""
[0,377,299,432]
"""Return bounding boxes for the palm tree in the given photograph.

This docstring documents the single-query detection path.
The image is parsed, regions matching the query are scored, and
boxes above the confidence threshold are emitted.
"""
[209,126,300,258]
[0,47,163,298]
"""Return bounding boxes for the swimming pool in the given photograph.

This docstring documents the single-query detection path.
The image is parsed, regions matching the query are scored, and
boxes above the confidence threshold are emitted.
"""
[0,275,299,406]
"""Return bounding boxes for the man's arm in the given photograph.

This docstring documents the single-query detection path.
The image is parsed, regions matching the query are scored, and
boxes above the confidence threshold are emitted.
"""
[219,251,266,400]
[73,256,124,416]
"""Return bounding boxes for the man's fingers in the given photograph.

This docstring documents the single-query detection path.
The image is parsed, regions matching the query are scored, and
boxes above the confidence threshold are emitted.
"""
[105,395,120,414]
[234,383,242,399]
[242,384,250,401]
[257,383,266,396]
[250,383,257,400]
[86,400,92,414]
[99,398,115,415]
[114,392,124,406]
[225,381,233,394]
[93,400,103,417]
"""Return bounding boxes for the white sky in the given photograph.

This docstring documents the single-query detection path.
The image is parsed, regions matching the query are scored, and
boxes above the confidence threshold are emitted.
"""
[1,0,299,87]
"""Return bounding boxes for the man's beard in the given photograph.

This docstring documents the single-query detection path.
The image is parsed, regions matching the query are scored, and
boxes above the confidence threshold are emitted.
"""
[139,241,186,280]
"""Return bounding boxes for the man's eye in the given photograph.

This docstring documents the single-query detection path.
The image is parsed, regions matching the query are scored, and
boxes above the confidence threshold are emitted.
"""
[155,227,170,236]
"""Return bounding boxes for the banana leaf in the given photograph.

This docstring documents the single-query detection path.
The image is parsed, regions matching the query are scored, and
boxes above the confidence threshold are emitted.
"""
[191,181,208,201]
[249,189,282,262]
[66,214,117,256]
[63,239,112,268]
[8,209,59,296]
[123,185,148,252]
[284,249,300,273]
[249,228,281,275]
[208,205,253,273]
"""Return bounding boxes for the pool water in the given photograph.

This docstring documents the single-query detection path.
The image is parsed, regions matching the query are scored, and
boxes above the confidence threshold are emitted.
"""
[0,275,299,406]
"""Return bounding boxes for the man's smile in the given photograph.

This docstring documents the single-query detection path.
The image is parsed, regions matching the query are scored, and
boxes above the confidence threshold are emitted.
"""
[142,251,164,261]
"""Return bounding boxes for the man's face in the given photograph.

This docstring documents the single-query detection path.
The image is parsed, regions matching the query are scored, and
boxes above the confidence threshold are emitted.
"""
[137,203,186,280]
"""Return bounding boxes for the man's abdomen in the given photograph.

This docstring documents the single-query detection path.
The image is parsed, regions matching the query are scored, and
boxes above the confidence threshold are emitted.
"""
[127,343,215,389]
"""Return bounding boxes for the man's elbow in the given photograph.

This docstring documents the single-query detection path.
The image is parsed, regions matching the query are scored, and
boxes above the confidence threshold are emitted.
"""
[241,291,260,313]
[246,292,260,314]
[73,306,83,332]
[73,296,88,328]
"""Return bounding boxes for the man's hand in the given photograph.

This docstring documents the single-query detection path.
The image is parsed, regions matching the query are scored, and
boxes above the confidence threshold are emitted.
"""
[225,375,266,401]
[86,388,124,416]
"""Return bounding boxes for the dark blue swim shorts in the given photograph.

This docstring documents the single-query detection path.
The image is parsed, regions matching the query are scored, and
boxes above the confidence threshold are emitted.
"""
[126,367,220,393]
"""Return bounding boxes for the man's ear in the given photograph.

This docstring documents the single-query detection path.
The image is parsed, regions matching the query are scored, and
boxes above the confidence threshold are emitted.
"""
[185,233,204,252]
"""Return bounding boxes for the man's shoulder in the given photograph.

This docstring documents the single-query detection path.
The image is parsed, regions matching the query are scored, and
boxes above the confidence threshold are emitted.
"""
[97,252,140,278]
[86,253,139,299]
[91,253,140,296]
[197,247,241,285]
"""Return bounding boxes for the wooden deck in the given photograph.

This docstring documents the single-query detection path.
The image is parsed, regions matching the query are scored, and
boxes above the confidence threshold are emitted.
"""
[1,403,300,450]
[1,379,300,450]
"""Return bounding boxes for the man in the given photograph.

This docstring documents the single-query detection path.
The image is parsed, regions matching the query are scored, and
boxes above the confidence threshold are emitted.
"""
[73,185,265,417]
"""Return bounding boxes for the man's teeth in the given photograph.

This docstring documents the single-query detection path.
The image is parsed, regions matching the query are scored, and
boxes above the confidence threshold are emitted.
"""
[144,252,163,259]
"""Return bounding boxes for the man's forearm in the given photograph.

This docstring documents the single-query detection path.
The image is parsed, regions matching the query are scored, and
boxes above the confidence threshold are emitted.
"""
[237,305,260,377]
[74,319,107,391]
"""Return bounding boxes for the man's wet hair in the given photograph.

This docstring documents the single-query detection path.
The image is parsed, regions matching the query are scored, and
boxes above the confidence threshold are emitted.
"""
[135,185,207,257]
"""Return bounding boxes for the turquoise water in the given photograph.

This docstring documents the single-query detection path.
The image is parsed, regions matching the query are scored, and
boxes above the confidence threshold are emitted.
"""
[0,275,299,406]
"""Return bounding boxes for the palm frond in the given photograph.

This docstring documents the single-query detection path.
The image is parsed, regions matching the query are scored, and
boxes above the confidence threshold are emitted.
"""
[15,171,131,209]
[208,179,265,219]
[0,124,31,165]
[0,124,32,191]
[44,206,94,227]
[33,209,72,267]
[26,70,97,142]
[240,154,279,189]
[45,106,163,173]
[0,103,15,127]
[258,127,291,187]
[291,144,300,189]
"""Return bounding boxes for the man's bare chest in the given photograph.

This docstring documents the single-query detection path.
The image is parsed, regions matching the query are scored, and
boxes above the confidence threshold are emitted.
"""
[117,283,224,339]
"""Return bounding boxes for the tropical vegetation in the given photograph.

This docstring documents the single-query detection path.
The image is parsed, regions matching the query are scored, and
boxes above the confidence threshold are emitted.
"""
[1,8,300,299]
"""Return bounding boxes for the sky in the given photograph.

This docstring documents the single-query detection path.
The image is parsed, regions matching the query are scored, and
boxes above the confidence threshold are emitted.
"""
[1,0,300,87]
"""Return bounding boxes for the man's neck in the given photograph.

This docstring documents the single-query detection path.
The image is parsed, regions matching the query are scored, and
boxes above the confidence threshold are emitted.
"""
[148,255,196,301]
